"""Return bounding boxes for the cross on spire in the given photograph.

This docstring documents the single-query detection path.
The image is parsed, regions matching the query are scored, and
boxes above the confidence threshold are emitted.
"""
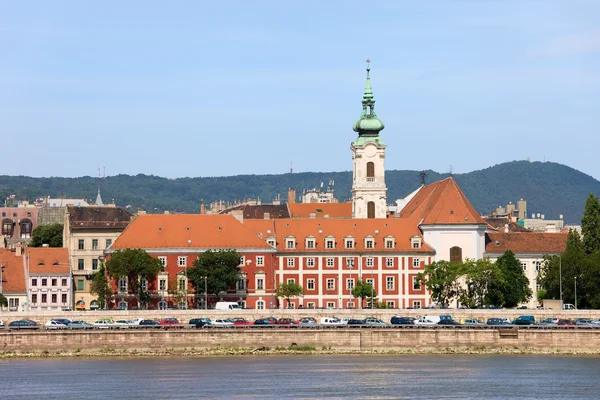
[366,58,371,71]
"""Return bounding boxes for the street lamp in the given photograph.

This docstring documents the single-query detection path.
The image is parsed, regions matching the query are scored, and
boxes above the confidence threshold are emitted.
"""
[559,255,563,306]
[204,276,207,310]
[575,276,577,310]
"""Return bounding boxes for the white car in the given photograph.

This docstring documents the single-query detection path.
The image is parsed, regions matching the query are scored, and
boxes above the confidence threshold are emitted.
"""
[93,319,116,329]
[319,317,343,326]
[210,319,235,327]
[45,320,69,329]
[128,318,145,325]
[114,319,135,328]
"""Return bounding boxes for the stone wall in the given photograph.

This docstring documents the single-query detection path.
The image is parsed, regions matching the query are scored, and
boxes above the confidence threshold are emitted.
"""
[3,328,600,353]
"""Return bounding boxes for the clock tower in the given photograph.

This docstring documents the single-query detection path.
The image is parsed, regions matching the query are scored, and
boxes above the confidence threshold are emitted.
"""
[351,61,387,219]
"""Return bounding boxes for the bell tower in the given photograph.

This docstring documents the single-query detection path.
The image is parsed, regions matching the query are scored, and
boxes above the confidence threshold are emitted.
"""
[351,60,387,219]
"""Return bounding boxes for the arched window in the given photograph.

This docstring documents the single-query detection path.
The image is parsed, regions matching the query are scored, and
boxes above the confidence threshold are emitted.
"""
[2,219,13,237]
[367,202,375,218]
[20,218,32,238]
[366,162,375,178]
[450,246,462,264]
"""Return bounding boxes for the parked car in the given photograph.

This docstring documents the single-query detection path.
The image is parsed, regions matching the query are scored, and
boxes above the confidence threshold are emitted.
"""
[253,318,274,326]
[159,318,183,329]
[535,318,558,327]
[346,319,367,327]
[364,317,388,327]
[128,318,145,326]
[8,320,40,330]
[277,318,297,325]
[557,319,575,327]
[297,318,318,327]
[189,318,211,328]
[139,319,161,328]
[68,320,94,329]
[230,318,252,326]
[45,320,69,330]
[591,318,600,326]
[438,319,463,326]
[486,318,511,326]
[210,319,235,328]
[575,318,593,326]
[0,320,4,329]
[93,319,117,329]
[114,319,136,329]
[319,317,343,327]
[513,316,535,326]
[390,316,415,325]
[463,318,485,326]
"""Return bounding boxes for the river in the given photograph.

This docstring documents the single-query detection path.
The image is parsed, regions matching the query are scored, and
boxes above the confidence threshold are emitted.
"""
[1,354,599,399]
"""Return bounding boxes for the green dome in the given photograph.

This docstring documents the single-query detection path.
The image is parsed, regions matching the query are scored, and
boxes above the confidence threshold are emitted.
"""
[353,115,385,134]
[352,65,384,136]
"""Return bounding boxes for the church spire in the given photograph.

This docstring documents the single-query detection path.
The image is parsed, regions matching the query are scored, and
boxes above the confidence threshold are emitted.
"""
[353,59,384,136]
[95,187,104,206]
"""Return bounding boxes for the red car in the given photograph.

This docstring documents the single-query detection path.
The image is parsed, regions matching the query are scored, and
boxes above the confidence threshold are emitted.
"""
[277,318,297,325]
[159,318,183,329]
[557,319,575,327]
[230,318,252,326]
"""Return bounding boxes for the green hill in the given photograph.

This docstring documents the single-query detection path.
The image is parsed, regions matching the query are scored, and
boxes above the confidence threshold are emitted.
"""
[0,161,597,224]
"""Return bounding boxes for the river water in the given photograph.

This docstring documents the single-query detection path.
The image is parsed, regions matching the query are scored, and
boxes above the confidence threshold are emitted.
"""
[1,354,599,399]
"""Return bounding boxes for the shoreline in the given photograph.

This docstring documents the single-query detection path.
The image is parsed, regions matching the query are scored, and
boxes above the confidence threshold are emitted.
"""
[2,346,600,359]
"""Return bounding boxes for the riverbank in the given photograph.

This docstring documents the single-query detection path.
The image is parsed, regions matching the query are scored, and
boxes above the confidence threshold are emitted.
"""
[2,345,600,359]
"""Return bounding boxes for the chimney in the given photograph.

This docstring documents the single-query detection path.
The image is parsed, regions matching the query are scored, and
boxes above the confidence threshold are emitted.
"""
[309,212,316,219]
[231,210,244,223]
[15,245,22,257]
[263,212,270,220]
[288,188,296,204]
[200,203,206,214]
[504,224,509,233]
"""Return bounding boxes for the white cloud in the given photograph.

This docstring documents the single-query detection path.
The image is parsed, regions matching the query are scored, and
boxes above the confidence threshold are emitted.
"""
[533,29,600,57]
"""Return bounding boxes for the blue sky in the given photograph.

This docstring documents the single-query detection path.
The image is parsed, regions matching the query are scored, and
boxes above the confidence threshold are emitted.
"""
[1,1,599,180]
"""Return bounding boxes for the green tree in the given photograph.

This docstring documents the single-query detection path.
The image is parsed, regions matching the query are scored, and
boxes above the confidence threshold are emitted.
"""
[29,223,63,247]
[187,249,242,302]
[276,282,304,308]
[351,279,377,309]
[495,251,532,308]
[105,248,163,309]
[459,259,501,308]
[417,261,463,308]
[90,264,112,310]
[168,278,187,307]
[582,193,600,255]
[0,293,7,308]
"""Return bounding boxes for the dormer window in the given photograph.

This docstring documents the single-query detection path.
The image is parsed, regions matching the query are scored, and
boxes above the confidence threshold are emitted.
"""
[411,237,422,249]
[306,237,316,249]
[267,238,276,247]
[345,238,354,249]
[285,237,296,249]
[385,237,395,249]
[364,237,374,249]
[325,237,335,249]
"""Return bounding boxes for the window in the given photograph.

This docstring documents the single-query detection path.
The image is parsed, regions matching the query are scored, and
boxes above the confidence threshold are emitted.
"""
[327,302,335,308]
[413,301,422,309]
[307,302,315,309]
[450,246,462,264]
[141,278,148,292]
[92,259,98,270]
[256,278,264,290]
[158,256,167,267]
[77,280,84,291]
[32,278,37,287]
[256,256,264,266]
[61,294,67,304]
[326,258,334,267]
[20,220,32,238]
[287,258,295,267]
[536,284,542,291]
[178,278,186,291]
[521,262,527,271]
[326,239,335,249]
[412,276,420,290]
[346,258,355,268]
[345,239,354,249]
[385,239,394,249]
[41,294,47,303]
[51,294,57,303]
[367,202,375,218]
[327,279,335,290]
[105,239,112,248]
[412,237,422,249]
[2,220,13,236]
[413,258,420,268]
[348,301,355,309]
[366,258,374,267]
[535,261,542,271]
[9,298,18,308]
[118,278,127,292]
[366,161,375,178]
[78,239,84,250]
[237,279,246,291]
[307,279,315,290]
[78,259,84,270]
[178,256,187,267]
[61,278,67,286]
[159,279,167,291]
[365,239,374,249]
[32,294,37,304]
[306,258,315,267]
[42,278,47,286]
[386,258,394,267]
[240,256,245,266]
[287,278,295,284]
[51,278,57,286]
[346,278,355,290]
[92,239,98,250]
[286,239,295,249]
[257,300,265,310]
[306,239,315,249]
[386,301,395,308]
[366,278,374,286]
[267,239,276,247]
[386,276,394,290]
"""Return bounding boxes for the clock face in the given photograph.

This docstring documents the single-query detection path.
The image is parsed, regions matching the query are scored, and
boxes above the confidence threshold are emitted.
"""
[365,145,376,157]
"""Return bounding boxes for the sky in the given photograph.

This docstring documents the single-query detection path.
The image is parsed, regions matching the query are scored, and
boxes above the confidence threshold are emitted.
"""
[1,1,599,180]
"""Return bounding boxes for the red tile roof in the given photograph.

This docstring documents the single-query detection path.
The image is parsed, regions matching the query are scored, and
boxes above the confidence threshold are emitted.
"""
[274,218,433,253]
[399,177,486,225]
[485,232,567,254]
[484,217,531,232]
[288,203,352,219]
[68,206,132,230]
[0,249,26,293]
[27,247,71,275]
[111,214,273,250]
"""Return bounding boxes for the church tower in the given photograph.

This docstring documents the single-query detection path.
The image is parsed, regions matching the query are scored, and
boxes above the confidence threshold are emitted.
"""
[351,61,387,219]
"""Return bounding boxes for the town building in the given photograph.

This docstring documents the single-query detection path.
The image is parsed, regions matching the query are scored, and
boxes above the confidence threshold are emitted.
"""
[27,247,72,311]
[0,247,27,312]
[1,205,39,248]
[63,205,132,310]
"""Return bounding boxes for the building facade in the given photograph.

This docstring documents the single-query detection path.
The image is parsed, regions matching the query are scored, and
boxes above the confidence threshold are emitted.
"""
[26,247,72,311]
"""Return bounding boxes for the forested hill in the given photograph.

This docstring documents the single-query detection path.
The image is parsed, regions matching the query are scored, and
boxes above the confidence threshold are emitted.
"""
[0,161,598,224]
